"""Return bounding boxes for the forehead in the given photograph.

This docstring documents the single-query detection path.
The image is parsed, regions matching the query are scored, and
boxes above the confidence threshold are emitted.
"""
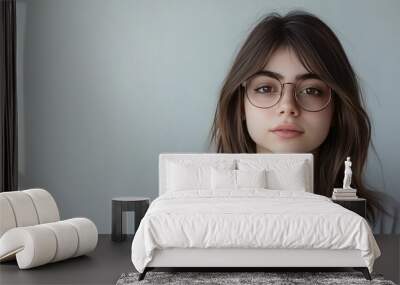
[263,46,309,80]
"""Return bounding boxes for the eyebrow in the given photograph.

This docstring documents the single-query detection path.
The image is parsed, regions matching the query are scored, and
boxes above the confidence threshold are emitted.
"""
[255,69,322,81]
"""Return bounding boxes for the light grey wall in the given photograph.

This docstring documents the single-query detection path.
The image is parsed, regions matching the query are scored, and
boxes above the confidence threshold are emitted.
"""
[16,0,400,234]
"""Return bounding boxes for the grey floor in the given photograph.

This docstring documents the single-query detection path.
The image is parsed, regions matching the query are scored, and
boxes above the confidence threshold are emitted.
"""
[0,234,399,285]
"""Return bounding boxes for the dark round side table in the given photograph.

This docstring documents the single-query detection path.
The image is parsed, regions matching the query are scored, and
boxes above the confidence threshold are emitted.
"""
[111,196,150,242]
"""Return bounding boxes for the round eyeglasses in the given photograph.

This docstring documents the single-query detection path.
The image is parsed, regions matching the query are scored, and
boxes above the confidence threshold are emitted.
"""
[243,73,333,112]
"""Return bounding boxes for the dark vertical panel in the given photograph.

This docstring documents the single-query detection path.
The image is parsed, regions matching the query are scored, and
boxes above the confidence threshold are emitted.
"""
[0,0,18,192]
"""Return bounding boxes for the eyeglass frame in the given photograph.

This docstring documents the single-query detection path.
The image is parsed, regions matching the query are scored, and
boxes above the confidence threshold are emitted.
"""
[242,71,334,112]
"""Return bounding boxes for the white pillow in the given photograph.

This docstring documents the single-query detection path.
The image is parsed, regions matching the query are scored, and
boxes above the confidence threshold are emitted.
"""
[236,169,267,188]
[210,168,236,189]
[166,159,235,191]
[211,168,267,190]
[237,159,309,192]
[268,162,307,191]
[167,162,210,191]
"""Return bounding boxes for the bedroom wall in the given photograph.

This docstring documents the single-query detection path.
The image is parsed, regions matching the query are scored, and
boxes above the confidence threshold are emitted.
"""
[16,0,400,234]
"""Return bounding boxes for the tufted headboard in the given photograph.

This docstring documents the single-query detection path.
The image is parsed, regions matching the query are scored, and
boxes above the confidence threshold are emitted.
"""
[159,153,314,196]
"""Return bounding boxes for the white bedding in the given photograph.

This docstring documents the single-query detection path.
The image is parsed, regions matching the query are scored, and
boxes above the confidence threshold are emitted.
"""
[131,189,381,273]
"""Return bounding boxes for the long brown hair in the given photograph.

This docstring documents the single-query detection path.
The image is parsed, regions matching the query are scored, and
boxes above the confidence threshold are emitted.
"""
[208,10,385,225]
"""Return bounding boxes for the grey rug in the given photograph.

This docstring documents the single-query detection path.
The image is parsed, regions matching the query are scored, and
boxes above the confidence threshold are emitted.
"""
[116,271,397,285]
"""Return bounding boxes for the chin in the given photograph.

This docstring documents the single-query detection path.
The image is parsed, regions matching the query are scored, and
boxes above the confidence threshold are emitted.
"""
[268,146,309,154]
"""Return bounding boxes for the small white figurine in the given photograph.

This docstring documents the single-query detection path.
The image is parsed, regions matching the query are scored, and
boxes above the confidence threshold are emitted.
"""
[342,156,353,189]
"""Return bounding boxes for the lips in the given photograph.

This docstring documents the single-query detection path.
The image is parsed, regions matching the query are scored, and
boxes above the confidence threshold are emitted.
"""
[272,130,303,138]
[270,123,304,133]
[270,123,304,139]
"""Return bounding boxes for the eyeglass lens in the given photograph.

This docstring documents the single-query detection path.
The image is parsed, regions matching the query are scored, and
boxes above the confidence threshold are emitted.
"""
[245,75,331,111]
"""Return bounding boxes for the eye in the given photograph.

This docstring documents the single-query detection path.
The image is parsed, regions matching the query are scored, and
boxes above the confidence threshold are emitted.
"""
[300,87,322,96]
[255,86,274,94]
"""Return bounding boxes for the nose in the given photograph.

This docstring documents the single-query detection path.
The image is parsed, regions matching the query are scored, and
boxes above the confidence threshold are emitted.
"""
[276,83,300,116]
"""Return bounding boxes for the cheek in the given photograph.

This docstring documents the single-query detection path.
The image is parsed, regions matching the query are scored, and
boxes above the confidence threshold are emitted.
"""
[244,99,273,137]
[304,106,334,144]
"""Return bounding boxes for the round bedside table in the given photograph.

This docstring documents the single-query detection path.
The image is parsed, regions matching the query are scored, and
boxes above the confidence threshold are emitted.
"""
[111,196,150,242]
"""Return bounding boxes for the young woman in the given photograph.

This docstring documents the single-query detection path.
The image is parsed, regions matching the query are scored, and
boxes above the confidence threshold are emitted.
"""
[209,10,385,225]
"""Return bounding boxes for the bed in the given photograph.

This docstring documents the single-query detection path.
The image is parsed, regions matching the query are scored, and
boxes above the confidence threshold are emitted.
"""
[131,153,381,281]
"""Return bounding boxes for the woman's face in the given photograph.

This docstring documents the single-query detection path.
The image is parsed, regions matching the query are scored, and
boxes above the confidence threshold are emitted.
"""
[244,46,334,153]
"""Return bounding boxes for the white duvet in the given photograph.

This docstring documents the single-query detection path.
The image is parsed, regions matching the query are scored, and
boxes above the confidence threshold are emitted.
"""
[131,189,381,273]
